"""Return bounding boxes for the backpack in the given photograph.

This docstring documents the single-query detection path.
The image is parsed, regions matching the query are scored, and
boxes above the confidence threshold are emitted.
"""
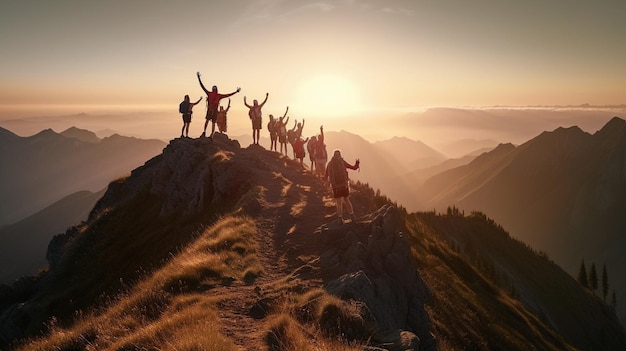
[179,100,189,114]
[267,120,276,133]
[327,156,348,187]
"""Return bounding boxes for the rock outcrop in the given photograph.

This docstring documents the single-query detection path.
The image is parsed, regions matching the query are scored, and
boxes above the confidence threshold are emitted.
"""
[317,205,435,351]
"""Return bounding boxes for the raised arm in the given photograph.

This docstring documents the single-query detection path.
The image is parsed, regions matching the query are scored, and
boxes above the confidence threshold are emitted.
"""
[225,98,231,112]
[196,72,210,95]
[222,87,241,99]
[282,106,289,118]
[193,97,202,104]
[345,159,360,170]
[260,92,269,107]
[244,96,251,108]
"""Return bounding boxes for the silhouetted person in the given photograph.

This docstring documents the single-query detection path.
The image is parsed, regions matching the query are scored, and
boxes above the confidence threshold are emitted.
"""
[277,115,290,156]
[268,106,288,152]
[244,93,269,145]
[197,71,240,138]
[179,95,202,138]
[216,98,230,134]
[293,136,309,166]
[325,149,360,223]
[314,126,328,178]
[287,120,299,158]
[307,135,317,172]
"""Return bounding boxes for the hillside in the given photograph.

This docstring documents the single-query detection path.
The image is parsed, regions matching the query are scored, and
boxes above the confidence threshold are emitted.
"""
[0,189,105,284]
[1,134,624,350]
[0,126,166,225]
[416,116,626,323]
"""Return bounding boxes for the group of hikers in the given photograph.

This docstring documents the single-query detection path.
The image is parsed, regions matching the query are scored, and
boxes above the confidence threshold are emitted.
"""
[179,72,361,223]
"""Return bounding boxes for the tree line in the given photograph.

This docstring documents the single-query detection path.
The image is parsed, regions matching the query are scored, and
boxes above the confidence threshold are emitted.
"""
[577,259,617,308]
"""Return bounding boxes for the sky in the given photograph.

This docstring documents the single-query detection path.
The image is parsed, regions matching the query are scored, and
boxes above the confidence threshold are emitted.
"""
[1,0,625,143]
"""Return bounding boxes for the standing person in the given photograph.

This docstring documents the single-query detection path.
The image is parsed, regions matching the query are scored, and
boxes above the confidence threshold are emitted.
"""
[294,119,305,139]
[314,126,328,178]
[307,135,317,172]
[216,98,230,134]
[293,136,310,166]
[244,93,269,145]
[277,115,290,156]
[197,71,240,138]
[268,106,288,152]
[325,149,360,224]
[287,120,299,158]
[179,95,202,138]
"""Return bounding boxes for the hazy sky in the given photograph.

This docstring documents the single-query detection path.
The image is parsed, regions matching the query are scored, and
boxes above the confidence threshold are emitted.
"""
[1,0,625,140]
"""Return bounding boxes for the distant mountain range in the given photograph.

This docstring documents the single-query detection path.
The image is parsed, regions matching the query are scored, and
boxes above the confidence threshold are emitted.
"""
[0,126,166,226]
[415,116,626,323]
[0,189,105,284]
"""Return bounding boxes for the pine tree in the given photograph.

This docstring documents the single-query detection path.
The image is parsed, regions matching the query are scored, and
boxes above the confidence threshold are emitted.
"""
[602,264,609,302]
[589,263,598,294]
[611,290,617,309]
[577,259,589,288]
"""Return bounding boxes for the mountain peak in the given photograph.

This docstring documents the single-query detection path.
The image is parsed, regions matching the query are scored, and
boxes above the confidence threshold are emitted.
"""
[60,126,100,143]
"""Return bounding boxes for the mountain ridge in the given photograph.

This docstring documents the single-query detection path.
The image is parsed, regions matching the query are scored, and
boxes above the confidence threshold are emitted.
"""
[1,133,624,350]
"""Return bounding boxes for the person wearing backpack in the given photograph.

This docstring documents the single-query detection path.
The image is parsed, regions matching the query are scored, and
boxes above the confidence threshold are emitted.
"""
[293,136,309,166]
[268,106,288,152]
[215,98,230,134]
[314,126,328,178]
[325,149,360,223]
[306,135,317,172]
[197,71,241,139]
[244,93,269,145]
[277,115,290,156]
[179,95,202,138]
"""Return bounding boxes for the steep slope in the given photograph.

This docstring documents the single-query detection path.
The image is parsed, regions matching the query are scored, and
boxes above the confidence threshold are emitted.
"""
[0,126,166,225]
[418,116,626,323]
[2,134,624,351]
[0,189,105,284]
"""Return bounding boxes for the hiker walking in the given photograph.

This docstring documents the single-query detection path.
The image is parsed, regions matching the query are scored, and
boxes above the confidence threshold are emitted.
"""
[268,106,288,152]
[244,93,269,145]
[307,135,317,172]
[325,149,360,223]
[197,71,240,138]
[179,95,202,138]
[314,126,328,178]
[216,99,230,134]
[277,115,290,156]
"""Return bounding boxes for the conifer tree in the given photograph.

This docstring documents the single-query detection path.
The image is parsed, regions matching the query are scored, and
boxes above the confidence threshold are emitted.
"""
[589,263,598,294]
[577,259,589,288]
[611,290,617,308]
[602,264,609,302]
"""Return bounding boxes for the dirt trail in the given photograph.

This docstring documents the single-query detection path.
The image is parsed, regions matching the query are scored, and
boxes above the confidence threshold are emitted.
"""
[208,146,336,349]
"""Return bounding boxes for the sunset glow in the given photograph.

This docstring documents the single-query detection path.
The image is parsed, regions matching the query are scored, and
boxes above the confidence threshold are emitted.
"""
[293,74,361,117]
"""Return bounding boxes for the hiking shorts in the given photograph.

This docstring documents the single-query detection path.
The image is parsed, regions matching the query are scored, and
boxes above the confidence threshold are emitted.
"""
[332,184,350,198]
[269,132,278,141]
[182,113,192,123]
[206,109,217,122]
[252,116,262,130]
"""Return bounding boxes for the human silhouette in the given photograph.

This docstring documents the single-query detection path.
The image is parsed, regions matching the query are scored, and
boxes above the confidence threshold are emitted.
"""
[314,126,328,178]
[179,95,202,138]
[268,106,288,152]
[244,93,269,145]
[277,115,290,156]
[197,71,240,138]
[325,149,360,223]
[307,135,317,172]
[293,136,310,166]
[216,98,231,134]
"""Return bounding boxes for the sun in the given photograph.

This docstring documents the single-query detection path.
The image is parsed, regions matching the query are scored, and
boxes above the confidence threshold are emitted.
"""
[293,74,360,117]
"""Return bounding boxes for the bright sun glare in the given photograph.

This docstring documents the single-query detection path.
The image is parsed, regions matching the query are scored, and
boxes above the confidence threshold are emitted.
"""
[294,74,360,117]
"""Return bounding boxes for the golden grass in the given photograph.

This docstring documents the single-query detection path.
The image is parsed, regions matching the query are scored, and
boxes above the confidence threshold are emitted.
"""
[17,216,259,351]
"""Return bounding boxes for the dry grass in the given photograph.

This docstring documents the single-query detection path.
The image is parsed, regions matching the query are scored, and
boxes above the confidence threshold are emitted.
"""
[17,216,259,351]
